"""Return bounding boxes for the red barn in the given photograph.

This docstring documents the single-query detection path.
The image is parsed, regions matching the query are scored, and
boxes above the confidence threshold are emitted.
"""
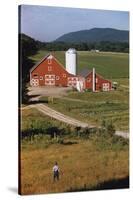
[30,54,79,87]
[30,53,112,92]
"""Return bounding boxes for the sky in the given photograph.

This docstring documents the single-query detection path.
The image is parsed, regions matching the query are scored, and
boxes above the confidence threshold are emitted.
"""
[20,5,129,42]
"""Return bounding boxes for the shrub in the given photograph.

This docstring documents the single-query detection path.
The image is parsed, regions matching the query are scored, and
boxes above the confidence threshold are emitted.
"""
[106,122,115,137]
[100,120,116,137]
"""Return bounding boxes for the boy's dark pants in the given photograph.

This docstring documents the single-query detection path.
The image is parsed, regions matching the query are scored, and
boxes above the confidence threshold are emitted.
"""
[53,171,59,181]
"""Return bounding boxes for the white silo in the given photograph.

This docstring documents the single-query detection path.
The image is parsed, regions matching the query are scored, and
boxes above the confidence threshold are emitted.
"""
[65,48,77,75]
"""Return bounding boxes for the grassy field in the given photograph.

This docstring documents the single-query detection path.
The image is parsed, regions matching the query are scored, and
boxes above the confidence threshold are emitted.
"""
[29,50,129,79]
[20,108,129,195]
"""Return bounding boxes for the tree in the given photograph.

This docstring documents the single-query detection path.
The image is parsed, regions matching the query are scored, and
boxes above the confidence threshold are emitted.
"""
[19,34,40,104]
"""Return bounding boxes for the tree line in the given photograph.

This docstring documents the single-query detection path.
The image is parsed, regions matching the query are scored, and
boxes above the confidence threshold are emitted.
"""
[39,41,129,53]
[19,34,39,103]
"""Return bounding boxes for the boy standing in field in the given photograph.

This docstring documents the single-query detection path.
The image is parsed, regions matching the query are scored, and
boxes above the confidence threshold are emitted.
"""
[53,162,60,182]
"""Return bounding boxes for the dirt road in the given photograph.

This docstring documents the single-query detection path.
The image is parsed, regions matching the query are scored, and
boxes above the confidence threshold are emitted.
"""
[115,131,129,139]
[28,86,71,100]
[22,103,129,138]
[34,103,93,128]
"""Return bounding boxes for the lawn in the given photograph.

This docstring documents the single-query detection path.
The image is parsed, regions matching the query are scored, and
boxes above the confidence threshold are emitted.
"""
[20,108,129,195]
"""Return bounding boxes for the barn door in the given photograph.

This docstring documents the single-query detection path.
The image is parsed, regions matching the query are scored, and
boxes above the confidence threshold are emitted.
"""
[45,74,55,86]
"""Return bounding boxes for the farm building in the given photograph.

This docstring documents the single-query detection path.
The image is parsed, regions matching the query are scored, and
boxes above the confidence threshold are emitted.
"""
[30,54,81,88]
[85,68,112,92]
[30,49,112,92]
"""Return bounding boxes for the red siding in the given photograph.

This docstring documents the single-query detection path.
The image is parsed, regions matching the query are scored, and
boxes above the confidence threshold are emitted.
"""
[85,72,112,91]
[30,55,75,87]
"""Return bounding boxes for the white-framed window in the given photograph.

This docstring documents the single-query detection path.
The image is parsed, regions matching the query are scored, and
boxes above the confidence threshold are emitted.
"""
[40,76,43,80]
[45,75,49,79]
[48,59,52,64]
[102,83,109,91]
[103,83,109,87]
[87,78,91,82]
[33,73,38,78]
[56,76,60,80]
[51,75,55,79]
[48,66,52,71]
[63,74,66,78]
[31,79,39,86]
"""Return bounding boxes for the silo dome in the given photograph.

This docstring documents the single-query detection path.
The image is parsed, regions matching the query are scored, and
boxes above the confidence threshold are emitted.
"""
[67,48,77,54]
[65,48,77,75]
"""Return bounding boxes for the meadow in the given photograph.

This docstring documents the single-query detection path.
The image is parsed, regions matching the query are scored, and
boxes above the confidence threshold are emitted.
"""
[20,108,129,195]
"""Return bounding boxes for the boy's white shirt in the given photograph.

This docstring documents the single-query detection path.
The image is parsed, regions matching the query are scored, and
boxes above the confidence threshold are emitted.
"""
[53,165,59,172]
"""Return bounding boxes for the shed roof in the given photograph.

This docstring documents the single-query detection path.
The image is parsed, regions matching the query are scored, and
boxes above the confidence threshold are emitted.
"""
[78,69,91,77]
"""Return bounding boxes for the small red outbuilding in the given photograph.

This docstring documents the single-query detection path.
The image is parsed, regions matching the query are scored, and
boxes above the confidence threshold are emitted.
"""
[85,70,112,92]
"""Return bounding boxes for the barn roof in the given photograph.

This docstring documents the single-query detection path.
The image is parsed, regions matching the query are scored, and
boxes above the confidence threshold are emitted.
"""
[30,53,75,77]
[30,54,51,73]
[82,70,111,82]
[79,69,91,77]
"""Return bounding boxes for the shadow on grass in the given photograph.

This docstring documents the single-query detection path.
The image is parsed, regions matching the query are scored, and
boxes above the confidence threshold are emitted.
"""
[27,95,48,104]
[66,176,129,192]
[28,100,48,104]
[61,141,78,145]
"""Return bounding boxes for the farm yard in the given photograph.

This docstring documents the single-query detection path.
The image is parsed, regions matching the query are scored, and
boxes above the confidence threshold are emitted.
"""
[20,50,129,194]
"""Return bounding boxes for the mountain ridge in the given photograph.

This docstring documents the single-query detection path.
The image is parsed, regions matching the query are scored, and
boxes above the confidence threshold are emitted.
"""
[55,28,129,43]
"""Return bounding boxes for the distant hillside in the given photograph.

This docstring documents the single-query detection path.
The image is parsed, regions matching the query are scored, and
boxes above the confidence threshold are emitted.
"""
[55,28,129,43]
[20,33,35,41]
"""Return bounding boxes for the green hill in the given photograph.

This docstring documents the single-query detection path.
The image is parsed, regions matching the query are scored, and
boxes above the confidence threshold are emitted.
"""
[55,28,129,43]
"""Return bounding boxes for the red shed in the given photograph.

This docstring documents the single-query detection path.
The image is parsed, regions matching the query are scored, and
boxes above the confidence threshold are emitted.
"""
[85,68,112,91]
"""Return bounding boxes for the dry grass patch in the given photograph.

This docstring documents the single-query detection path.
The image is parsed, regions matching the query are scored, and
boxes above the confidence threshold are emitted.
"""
[20,139,128,194]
